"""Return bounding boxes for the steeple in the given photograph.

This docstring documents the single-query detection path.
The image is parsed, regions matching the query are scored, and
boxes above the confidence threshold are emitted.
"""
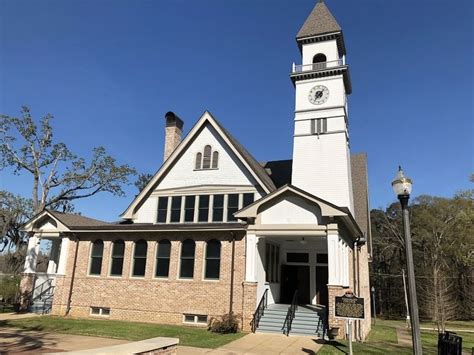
[296,0,341,39]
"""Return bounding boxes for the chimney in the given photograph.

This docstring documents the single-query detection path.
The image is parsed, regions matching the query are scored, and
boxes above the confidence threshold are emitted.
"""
[164,111,184,161]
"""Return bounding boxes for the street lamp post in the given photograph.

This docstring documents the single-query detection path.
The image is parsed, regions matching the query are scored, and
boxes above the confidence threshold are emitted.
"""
[392,167,422,354]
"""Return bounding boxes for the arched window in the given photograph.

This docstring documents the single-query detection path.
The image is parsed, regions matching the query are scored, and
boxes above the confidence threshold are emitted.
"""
[212,151,219,169]
[110,240,125,276]
[156,240,171,278]
[195,152,202,170]
[89,240,104,275]
[312,53,327,69]
[205,239,221,280]
[180,239,195,279]
[203,145,212,169]
[132,240,148,277]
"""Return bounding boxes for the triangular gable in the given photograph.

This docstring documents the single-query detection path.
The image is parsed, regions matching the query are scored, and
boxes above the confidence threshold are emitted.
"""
[121,111,276,219]
[235,184,346,219]
[22,210,70,233]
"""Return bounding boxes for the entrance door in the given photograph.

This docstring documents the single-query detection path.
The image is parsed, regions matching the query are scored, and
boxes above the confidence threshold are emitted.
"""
[280,265,310,304]
[315,265,328,307]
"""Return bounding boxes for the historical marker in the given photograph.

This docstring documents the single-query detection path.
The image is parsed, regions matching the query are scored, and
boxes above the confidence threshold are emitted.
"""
[335,291,365,319]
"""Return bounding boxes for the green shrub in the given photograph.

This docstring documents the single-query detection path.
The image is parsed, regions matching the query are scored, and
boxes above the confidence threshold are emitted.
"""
[0,275,21,303]
[208,312,240,334]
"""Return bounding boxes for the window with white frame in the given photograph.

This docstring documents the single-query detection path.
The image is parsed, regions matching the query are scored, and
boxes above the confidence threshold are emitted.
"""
[195,145,219,170]
[110,240,125,276]
[204,239,221,280]
[132,240,147,277]
[90,307,110,316]
[155,239,171,278]
[89,240,104,276]
[180,239,195,279]
[183,314,207,324]
[311,118,327,134]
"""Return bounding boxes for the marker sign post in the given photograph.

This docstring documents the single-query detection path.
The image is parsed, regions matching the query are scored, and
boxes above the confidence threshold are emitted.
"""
[335,291,365,355]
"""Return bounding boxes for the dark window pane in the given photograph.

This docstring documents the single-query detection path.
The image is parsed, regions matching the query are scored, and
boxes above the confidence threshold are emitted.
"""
[170,196,182,222]
[213,194,224,222]
[317,254,328,264]
[90,258,102,275]
[157,197,168,223]
[111,257,123,276]
[135,240,148,257]
[89,240,103,275]
[211,151,219,169]
[133,258,146,277]
[181,240,195,257]
[203,145,212,169]
[227,194,239,221]
[206,240,221,258]
[243,193,254,207]
[184,196,195,222]
[157,240,171,257]
[156,259,170,277]
[180,259,194,278]
[287,252,309,263]
[205,259,220,279]
[195,153,202,170]
[198,195,209,222]
[91,240,104,257]
[110,240,125,276]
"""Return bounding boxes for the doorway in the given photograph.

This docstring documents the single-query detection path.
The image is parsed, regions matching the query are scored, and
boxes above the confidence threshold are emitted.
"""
[280,265,310,304]
[315,265,328,307]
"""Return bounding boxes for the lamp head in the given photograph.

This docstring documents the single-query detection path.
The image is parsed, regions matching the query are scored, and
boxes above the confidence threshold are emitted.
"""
[391,166,413,196]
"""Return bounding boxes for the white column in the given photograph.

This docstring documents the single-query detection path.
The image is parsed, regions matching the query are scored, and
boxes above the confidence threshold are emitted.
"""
[24,235,40,273]
[245,233,257,282]
[343,242,349,287]
[327,226,339,285]
[56,237,70,275]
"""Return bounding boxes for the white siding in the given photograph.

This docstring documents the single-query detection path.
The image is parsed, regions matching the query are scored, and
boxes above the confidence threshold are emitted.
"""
[135,196,157,223]
[295,75,347,113]
[302,39,339,65]
[260,195,321,225]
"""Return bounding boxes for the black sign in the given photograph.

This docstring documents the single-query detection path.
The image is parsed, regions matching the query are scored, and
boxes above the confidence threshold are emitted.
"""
[335,292,365,319]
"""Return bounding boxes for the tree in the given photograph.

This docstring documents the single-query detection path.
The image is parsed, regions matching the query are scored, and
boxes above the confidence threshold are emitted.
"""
[0,191,32,252]
[134,173,154,192]
[0,106,136,213]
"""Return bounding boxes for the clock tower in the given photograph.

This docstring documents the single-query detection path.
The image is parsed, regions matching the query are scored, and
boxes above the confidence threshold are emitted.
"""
[290,0,354,212]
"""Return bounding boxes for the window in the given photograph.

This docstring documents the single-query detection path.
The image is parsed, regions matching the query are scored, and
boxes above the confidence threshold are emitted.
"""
[212,194,224,222]
[90,307,110,316]
[203,145,212,169]
[195,153,202,170]
[205,239,221,279]
[287,252,309,263]
[180,239,195,278]
[212,151,219,169]
[183,314,207,325]
[157,197,168,223]
[227,194,239,221]
[312,53,327,69]
[243,193,254,208]
[198,195,210,222]
[132,240,148,277]
[311,118,327,134]
[195,145,219,170]
[184,196,195,222]
[110,240,125,276]
[89,240,104,276]
[265,243,280,283]
[170,196,182,222]
[317,253,328,264]
[156,240,171,278]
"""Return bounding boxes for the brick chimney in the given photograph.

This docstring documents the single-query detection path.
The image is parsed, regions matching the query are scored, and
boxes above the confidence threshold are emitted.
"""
[164,111,184,161]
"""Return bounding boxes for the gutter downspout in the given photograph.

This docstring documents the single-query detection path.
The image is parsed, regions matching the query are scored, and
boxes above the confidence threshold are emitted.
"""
[229,232,236,314]
[352,240,358,341]
[66,234,80,316]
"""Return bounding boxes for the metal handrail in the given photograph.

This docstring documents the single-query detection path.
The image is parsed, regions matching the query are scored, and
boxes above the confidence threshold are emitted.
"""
[251,289,268,333]
[293,59,343,73]
[42,286,55,315]
[20,278,54,309]
[282,290,298,336]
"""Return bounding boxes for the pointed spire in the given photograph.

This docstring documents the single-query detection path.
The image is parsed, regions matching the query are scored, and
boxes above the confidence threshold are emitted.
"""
[296,1,342,39]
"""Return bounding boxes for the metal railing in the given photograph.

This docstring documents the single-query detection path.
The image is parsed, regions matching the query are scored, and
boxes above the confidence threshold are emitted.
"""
[251,289,268,333]
[42,286,55,315]
[20,278,54,310]
[282,290,298,336]
[293,59,343,73]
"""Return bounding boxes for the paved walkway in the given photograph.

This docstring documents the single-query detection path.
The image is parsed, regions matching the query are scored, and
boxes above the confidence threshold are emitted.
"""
[0,312,41,321]
[179,333,324,355]
[395,327,412,347]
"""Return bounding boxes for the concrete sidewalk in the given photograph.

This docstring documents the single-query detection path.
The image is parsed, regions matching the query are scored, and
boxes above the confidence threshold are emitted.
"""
[179,333,324,355]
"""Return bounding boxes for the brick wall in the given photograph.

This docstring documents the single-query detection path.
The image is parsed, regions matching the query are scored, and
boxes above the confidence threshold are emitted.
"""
[52,231,252,330]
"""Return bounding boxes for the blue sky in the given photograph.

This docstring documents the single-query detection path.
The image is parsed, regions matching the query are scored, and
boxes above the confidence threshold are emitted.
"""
[1,0,472,222]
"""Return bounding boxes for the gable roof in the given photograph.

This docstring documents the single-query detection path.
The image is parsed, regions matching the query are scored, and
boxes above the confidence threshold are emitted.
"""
[235,184,363,239]
[296,0,342,39]
[121,111,276,219]
[21,209,109,232]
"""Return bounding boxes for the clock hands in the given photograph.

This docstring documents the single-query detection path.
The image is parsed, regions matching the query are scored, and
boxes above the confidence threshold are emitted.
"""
[315,91,323,99]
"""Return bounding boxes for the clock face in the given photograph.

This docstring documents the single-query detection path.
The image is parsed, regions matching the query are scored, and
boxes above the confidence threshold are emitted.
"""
[308,85,329,105]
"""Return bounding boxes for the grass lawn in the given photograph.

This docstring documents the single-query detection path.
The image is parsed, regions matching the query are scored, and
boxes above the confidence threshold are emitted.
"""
[0,316,245,349]
[319,319,474,355]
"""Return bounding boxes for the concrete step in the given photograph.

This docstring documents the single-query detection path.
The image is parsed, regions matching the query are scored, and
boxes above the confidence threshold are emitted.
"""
[256,324,285,333]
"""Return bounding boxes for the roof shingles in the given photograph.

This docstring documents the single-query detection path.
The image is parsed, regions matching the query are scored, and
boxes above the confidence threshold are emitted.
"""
[296,1,341,39]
